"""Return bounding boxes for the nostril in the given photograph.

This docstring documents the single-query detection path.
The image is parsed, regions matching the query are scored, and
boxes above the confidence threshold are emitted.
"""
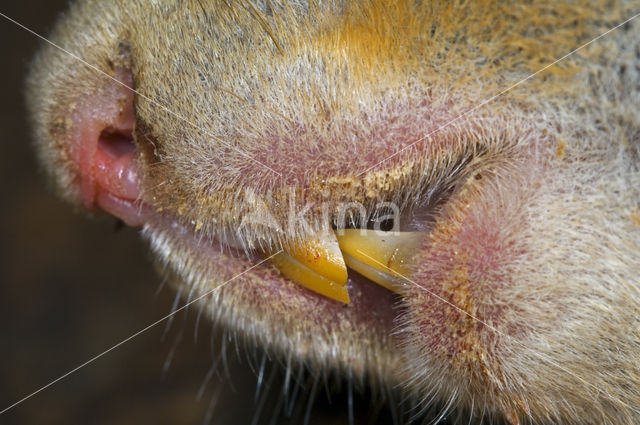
[93,127,140,203]
[93,126,148,226]
[65,64,147,226]
[98,127,136,158]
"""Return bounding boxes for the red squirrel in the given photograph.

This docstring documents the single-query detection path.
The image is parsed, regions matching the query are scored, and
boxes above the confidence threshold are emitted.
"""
[27,1,640,423]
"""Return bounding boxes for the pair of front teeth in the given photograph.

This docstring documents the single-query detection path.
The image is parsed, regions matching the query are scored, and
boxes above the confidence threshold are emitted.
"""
[269,230,423,303]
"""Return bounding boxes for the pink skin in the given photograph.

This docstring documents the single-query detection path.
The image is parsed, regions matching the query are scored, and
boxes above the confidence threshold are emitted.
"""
[410,196,517,352]
[70,69,148,226]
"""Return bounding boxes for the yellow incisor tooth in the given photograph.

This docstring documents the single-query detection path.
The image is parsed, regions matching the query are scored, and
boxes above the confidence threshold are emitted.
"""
[287,232,348,285]
[336,229,424,292]
[269,232,350,304]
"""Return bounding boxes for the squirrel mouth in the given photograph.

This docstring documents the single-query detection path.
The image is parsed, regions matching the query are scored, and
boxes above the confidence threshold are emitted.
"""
[266,229,424,304]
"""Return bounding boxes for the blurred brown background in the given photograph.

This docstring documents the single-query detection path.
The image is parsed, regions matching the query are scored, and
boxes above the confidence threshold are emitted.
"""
[0,2,251,424]
[0,2,405,425]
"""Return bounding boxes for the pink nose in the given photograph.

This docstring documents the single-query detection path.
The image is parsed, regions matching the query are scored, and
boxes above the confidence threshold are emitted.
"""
[69,68,147,226]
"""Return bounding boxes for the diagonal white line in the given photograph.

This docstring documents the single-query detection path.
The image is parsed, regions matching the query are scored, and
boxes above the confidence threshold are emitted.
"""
[355,251,501,333]
[3,2,639,418]
[0,11,282,177]
[356,249,640,414]
[356,11,640,178]
[0,250,282,416]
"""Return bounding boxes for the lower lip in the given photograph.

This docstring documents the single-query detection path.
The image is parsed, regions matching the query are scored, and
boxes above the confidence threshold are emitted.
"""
[143,212,401,339]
